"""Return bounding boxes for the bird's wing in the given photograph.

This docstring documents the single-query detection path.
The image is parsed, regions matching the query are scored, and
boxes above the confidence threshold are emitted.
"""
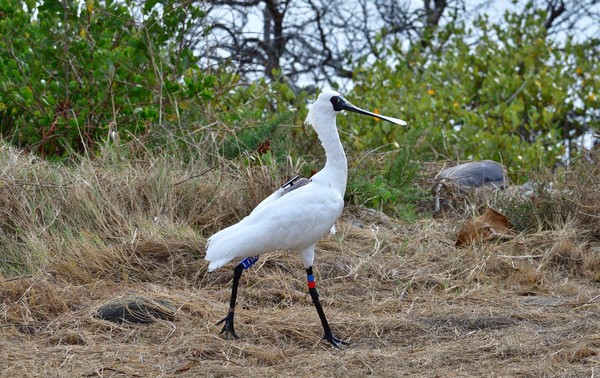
[205,183,343,271]
[248,188,285,216]
[248,176,311,216]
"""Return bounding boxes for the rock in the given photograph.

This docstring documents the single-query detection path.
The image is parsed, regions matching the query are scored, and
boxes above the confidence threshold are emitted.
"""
[436,160,507,191]
[94,295,176,324]
[434,160,507,212]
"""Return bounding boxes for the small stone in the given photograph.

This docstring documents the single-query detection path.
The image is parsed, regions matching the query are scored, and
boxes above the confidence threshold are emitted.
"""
[94,296,176,324]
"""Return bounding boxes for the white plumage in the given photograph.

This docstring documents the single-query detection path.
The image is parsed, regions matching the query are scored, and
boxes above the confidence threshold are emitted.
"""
[206,89,350,271]
[205,90,406,347]
[206,182,344,270]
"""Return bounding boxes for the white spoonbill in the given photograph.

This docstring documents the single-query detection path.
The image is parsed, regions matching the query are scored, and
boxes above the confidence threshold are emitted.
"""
[205,90,407,347]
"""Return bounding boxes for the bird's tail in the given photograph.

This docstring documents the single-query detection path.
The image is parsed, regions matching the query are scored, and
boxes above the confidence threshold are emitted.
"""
[205,223,258,272]
[205,237,234,272]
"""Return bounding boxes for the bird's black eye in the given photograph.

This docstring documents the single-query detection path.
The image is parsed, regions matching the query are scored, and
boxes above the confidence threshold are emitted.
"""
[330,96,345,111]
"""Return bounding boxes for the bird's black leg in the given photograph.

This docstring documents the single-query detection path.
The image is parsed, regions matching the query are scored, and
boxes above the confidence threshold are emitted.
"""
[216,256,259,339]
[306,266,348,348]
[215,263,243,339]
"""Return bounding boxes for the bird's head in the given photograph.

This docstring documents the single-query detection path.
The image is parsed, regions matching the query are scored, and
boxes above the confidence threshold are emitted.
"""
[306,90,407,129]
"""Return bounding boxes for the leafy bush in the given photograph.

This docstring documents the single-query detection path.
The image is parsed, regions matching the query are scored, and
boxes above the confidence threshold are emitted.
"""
[346,127,426,220]
[0,0,214,157]
[209,81,308,161]
[349,3,599,176]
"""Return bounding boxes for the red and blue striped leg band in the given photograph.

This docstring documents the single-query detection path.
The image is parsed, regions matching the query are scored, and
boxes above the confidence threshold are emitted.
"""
[307,274,316,289]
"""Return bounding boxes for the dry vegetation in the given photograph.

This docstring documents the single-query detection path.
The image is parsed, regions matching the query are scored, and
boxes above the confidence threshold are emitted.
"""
[1,142,600,377]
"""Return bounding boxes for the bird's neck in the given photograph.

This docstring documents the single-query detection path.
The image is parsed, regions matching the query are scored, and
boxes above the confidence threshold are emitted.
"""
[317,118,347,195]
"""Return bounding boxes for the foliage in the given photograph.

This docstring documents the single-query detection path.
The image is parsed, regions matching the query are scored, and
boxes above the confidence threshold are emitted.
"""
[496,183,566,233]
[0,0,598,223]
[345,127,426,220]
[496,148,600,235]
[209,80,308,162]
[349,3,599,176]
[0,0,214,157]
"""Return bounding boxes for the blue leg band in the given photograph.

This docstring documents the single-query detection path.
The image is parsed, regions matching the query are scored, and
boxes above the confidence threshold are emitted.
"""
[241,256,259,269]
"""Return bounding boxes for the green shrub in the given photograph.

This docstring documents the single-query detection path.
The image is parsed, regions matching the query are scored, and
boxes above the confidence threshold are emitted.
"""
[0,0,214,158]
[348,3,599,176]
[346,127,426,221]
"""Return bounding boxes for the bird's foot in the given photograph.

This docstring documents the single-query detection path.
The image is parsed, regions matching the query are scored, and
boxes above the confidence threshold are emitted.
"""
[216,312,239,340]
[324,332,349,348]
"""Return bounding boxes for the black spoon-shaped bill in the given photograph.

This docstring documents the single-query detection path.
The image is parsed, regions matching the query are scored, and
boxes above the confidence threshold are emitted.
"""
[333,96,407,126]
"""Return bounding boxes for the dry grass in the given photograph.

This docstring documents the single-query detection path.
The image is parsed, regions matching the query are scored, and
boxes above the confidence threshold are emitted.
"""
[1,143,600,377]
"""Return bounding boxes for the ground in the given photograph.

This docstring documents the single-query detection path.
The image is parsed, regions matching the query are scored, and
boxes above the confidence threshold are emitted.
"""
[1,208,600,377]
